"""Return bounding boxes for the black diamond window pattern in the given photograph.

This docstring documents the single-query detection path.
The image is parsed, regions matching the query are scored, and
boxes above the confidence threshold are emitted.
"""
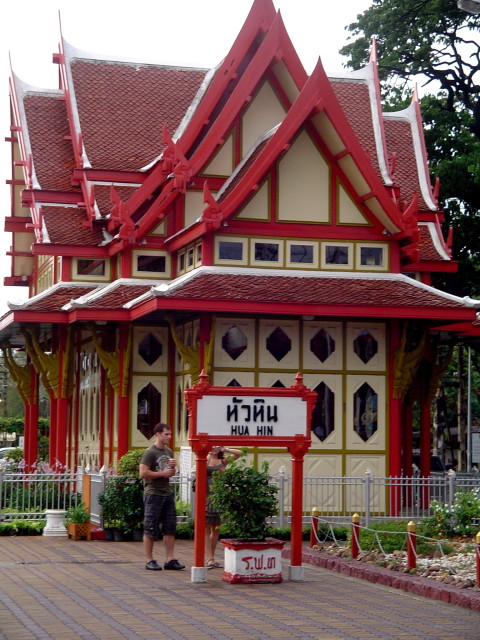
[353,382,378,442]
[222,326,248,360]
[354,330,378,364]
[272,380,286,388]
[310,329,335,363]
[266,327,291,362]
[227,379,242,387]
[137,383,161,440]
[138,333,163,366]
[312,381,335,442]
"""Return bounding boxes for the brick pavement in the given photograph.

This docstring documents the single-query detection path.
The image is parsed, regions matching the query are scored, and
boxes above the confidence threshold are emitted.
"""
[0,536,479,640]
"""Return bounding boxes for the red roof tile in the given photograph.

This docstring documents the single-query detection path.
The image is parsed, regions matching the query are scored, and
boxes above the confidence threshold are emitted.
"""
[93,184,138,218]
[71,60,208,171]
[76,284,153,309]
[24,94,78,192]
[384,118,429,211]
[159,272,466,310]
[42,206,107,245]
[418,225,449,262]
[21,286,98,312]
[330,80,382,183]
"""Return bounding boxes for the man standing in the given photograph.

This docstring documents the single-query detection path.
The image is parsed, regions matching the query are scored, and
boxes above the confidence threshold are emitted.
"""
[139,422,185,571]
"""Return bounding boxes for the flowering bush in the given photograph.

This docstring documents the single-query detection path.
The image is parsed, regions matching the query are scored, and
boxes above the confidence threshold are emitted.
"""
[424,489,480,538]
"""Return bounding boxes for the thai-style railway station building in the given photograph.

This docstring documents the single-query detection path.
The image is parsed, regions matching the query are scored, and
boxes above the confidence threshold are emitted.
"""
[2,0,479,482]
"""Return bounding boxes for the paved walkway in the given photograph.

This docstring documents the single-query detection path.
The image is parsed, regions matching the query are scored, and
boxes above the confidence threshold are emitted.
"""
[0,536,479,640]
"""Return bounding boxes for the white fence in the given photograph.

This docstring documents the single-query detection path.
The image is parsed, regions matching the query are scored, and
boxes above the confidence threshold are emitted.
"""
[2,470,479,525]
[0,471,82,521]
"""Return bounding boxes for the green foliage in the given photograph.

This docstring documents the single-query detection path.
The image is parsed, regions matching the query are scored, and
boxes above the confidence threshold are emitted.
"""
[317,523,349,542]
[356,520,410,554]
[0,520,46,536]
[210,454,278,541]
[3,447,23,464]
[98,476,143,531]
[65,503,89,524]
[117,449,143,479]
[263,526,311,541]
[175,522,194,539]
[422,489,480,537]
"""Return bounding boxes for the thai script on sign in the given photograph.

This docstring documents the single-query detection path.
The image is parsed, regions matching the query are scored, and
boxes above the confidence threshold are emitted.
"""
[226,397,278,422]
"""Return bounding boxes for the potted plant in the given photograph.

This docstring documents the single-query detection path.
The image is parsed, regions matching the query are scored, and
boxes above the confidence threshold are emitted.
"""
[98,450,145,541]
[210,453,283,583]
[65,503,91,541]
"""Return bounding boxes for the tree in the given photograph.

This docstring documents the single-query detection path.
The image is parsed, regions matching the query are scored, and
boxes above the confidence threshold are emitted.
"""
[340,0,480,296]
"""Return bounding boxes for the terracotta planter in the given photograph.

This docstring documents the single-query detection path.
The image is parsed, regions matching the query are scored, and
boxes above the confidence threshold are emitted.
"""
[67,520,91,541]
[221,537,285,583]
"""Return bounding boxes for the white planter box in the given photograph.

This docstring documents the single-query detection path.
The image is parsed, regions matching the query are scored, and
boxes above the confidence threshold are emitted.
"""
[221,538,285,583]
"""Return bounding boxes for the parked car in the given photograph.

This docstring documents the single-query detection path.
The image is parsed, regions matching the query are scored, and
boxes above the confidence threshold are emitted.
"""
[412,454,446,474]
[0,447,15,469]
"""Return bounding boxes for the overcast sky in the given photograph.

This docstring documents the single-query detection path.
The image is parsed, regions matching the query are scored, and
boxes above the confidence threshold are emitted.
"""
[0,0,372,313]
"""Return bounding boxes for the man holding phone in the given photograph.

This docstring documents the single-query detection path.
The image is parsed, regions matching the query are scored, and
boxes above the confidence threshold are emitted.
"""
[139,422,185,571]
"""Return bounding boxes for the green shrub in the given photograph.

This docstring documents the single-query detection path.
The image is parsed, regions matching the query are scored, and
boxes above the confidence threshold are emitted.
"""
[0,520,46,536]
[65,503,89,524]
[210,454,278,541]
[117,449,143,479]
[98,476,143,531]
[356,521,410,554]
[422,489,480,538]
[175,522,194,539]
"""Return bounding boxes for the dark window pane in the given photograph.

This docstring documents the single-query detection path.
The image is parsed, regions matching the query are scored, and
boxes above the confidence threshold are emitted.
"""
[137,383,161,440]
[138,333,163,366]
[137,255,166,273]
[312,381,335,442]
[354,330,378,364]
[77,259,105,276]
[290,244,313,263]
[222,326,248,360]
[266,327,291,362]
[310,329,335,363]
[353,382,378,442]
[254,242,279,261]
[361,247,383,266]
[325,246,348,264]
[219,241,243,260]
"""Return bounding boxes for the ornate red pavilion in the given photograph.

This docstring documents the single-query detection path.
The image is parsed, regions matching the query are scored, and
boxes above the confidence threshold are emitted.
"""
[2,0,479,481]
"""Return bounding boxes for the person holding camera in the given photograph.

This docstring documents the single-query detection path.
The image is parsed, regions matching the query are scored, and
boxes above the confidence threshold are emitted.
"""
[205,445,241,569]
[139,422,185,571]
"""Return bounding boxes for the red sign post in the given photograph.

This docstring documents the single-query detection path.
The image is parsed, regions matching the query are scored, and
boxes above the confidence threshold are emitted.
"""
[185,371,316,583]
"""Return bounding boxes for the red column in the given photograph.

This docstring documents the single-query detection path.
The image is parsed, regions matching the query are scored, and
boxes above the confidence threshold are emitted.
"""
[55,396,69,468]
[388,322,402,477]
[192,440,209,569]
[289,437,309,569]
[26,403,39,470]
[116,324,131,459]
[49,393,57,467]
[24,365,39,470]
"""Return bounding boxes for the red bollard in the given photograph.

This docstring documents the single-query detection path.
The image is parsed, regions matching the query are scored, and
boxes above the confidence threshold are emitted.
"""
[407,521,417,571]
[351,513,360,559]
[476,532,480,589]
[310,507,320,547]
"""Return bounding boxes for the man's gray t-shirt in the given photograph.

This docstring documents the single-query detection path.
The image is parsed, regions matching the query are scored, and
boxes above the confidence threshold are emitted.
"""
[141,444,173,496]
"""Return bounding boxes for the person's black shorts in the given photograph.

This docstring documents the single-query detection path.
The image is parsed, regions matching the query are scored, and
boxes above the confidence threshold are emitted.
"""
[143,494,177,539]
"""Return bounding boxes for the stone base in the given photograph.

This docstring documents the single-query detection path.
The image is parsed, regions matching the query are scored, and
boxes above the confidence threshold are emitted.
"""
[43,509,67,537]
[288,565,304,581]
[221,538,284,583]
[191,566,207,583]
